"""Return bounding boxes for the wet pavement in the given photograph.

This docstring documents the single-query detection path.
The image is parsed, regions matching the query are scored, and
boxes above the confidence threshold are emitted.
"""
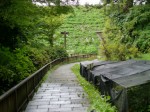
[25,63,90,112]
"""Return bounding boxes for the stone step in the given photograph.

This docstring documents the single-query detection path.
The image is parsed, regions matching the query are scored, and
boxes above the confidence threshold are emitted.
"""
[25,63,90,112]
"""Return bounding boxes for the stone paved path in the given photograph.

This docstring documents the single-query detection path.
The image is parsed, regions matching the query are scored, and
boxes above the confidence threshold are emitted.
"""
[25,63,90,112]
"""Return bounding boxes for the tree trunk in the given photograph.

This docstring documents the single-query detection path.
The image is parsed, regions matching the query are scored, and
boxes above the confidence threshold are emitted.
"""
[146,0,150,4]
[123,0,133,12]
[0,0,10,6]
[48,32,54,47]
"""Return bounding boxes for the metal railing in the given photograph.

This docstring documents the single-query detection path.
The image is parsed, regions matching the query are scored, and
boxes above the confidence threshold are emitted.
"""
[0,54,96,112]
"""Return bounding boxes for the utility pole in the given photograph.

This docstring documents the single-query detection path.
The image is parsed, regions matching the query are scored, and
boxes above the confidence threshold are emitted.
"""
[61,31,69,49]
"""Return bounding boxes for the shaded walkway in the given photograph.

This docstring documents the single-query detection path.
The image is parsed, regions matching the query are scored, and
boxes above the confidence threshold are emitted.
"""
[25,63,90,112]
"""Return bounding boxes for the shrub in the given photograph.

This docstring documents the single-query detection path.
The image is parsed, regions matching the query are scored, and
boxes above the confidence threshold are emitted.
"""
[100,41,139,61]
[0,65,15,94]
[10,48,36,82]
[0,47,35,94]
[22,46,50,68]
[47,46,68,60]
[101,19,139,61]
[102,4,150,61]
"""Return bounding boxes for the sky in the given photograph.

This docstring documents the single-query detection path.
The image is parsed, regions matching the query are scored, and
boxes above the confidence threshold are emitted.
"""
[79,0,102,5]
[33,0,102,6]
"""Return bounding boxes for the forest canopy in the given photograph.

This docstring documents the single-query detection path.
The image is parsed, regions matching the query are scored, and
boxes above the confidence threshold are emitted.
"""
[0,0,72,94]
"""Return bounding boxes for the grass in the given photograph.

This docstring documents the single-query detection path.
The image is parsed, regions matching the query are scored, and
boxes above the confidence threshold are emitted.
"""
[137,53,150,60]
[71,64,117,112]
[55,6,105,54]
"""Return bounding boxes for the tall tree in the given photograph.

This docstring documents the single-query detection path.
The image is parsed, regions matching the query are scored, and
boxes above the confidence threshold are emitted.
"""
[0,0,38,49]
[123,0,133,12]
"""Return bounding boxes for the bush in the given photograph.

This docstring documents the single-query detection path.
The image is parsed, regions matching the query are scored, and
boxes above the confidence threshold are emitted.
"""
[102,4,150,60]
[11,48,36,81]
[101,19,139,61]
[0,47,13,66]
[22,46,50,68]
[47,46,68,60]
[100,41,139,61]
[0,47,35,94]
[0,65,15,94]
[0,45,68,95]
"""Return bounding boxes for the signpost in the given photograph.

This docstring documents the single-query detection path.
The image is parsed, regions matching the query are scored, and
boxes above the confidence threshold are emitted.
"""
[61,31,69,49]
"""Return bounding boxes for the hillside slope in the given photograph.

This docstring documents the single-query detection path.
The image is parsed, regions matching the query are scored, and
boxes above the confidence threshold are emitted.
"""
[55,6,104,54]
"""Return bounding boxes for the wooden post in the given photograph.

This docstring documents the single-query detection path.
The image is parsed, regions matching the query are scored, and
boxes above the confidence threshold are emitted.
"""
[96,31,106,43]
[96,31,107,50]
[96,31,110,59]
[61,31,69,49]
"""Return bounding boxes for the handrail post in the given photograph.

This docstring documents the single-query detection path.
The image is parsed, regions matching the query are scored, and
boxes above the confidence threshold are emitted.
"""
[15,90,18,112]
[26,81,29,102]
[33,76,35,92]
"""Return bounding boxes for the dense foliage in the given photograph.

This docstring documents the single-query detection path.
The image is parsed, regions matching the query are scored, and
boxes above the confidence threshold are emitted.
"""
[55,6,104,54]
[100,2,150,60]
[0,0,69,95]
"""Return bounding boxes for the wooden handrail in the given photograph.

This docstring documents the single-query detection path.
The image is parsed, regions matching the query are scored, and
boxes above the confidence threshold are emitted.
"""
[0,54,96,112]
